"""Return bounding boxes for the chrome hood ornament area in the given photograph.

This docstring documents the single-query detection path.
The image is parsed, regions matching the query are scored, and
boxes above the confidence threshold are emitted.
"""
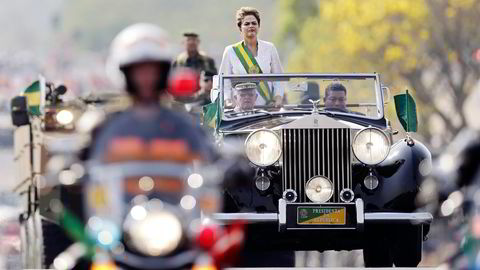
[309,99,322,114]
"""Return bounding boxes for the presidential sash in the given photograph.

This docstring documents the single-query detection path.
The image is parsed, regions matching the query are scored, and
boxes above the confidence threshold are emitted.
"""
[232,42,273,103]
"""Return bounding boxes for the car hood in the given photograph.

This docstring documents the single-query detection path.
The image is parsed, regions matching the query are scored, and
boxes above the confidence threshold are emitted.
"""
[221,114,368,134]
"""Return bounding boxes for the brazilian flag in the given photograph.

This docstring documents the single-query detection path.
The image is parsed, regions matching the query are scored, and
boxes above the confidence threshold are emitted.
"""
[394,90,417,132]
[203,99,219,129]
[21,80,42,116]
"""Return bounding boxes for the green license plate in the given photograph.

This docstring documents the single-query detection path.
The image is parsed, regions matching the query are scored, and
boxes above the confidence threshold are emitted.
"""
[297,207,346,225]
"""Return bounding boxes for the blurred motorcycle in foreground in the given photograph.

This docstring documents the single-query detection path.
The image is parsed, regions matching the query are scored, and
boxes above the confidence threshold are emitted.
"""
[10,73,248,269]
[44,143,245,270]
[417,129,480,269]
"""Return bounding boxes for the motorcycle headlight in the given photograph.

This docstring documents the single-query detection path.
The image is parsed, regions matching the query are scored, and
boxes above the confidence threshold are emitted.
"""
[125,210,183,256]
[56,109,74,125]
[352,127,390,165]
[245,130,282,167]
[305,176,334,203]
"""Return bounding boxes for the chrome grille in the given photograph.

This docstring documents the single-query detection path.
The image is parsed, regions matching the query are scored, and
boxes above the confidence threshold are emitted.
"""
[282,128,352,202]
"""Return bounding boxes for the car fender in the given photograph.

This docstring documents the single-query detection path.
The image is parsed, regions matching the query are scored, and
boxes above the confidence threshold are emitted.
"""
[356,138,431,212]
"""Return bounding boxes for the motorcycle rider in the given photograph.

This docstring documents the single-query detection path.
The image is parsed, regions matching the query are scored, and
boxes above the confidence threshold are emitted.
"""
[90,23,215,163]
[82,23,246,268]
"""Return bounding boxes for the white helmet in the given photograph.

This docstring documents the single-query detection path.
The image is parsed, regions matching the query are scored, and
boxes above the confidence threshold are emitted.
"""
[106,23,174,89]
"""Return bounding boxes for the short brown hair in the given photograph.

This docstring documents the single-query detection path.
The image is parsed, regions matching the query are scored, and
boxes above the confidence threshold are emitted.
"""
[236,7,261,30]
[325,83,347,97]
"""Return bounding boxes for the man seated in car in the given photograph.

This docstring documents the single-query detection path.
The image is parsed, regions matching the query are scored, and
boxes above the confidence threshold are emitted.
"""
[233,82,258,112]
[323,82,348,112]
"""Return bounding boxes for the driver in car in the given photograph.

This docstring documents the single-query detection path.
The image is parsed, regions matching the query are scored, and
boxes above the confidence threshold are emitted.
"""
[324,82,348,112]
[233,82,258,112]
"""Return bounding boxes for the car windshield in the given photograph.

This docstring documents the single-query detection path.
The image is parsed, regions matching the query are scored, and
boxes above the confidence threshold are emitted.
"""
[219,74,383,120]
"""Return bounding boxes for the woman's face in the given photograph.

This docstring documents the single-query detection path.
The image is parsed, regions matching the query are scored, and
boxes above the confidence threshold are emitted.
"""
[240,15,259,39]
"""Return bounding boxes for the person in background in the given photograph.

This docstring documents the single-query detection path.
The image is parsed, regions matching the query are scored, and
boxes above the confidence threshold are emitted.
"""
[219,7,284,107]
[199,69,216,105]
[173,32,217,76]
[182,69,218,125]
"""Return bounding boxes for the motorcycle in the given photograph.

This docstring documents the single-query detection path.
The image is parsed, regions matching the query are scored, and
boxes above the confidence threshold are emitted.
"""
[417,128,480,269]
[44,152,245,269]
[39,69,247,269]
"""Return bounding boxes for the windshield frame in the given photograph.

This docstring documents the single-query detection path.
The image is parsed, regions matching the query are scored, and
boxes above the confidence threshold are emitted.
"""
[218,73,384,122]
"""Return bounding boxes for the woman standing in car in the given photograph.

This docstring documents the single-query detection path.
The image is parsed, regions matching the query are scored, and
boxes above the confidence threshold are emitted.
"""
[219,7,284,107]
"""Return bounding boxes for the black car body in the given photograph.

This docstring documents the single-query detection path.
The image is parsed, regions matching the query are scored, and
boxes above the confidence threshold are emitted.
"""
[210,73,433,267]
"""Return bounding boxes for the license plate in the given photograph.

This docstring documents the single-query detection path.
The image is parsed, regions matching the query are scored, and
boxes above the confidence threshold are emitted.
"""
[297,207,346,225]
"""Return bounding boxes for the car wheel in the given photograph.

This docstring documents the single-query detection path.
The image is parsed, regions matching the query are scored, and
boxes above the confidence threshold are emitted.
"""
[363,236,393,267]
[391,225,423,267]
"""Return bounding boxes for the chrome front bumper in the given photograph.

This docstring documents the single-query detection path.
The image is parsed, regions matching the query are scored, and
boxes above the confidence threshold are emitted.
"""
[212,198,433,231]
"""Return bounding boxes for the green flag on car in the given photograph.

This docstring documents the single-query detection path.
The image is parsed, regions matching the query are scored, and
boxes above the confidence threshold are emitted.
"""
[203,99,219,129]
[394,90,417,132]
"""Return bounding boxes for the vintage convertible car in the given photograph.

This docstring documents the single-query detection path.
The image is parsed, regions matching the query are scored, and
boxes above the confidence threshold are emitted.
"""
[211,73,433,267]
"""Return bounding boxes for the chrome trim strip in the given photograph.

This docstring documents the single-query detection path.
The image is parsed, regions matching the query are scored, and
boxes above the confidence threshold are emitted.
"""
[286,227,357,231]
[219,130,252,135]
[279,199,286,225]
[327,129,330,183]
[303,129,306,190]
[340,129,343,200]
[348,130,352,189]
[318,129,321,182]
[323,129,326,179]
[220,73,378,79]
[288,130,292,190]
[336,129,340,202]
[293,129,297,193]
[213,213,278,223]
[355,198,365,225]
[286,202,355,206]
[364,212,433,224]
[308,129,317,180]
[282,129,285,191]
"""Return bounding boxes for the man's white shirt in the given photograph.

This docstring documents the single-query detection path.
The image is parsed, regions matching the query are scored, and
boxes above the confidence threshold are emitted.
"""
[219,40,284,105]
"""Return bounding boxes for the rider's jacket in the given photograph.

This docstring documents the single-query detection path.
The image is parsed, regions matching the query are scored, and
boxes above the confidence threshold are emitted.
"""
[89,105,216,163]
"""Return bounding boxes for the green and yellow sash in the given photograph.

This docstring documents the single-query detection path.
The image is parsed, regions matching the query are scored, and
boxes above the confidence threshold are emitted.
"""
[232,42,272,103]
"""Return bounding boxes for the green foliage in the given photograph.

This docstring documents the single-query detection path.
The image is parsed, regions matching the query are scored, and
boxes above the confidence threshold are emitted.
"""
[284,0,429,75]
[276,0,319,42]
[278,0,480,143]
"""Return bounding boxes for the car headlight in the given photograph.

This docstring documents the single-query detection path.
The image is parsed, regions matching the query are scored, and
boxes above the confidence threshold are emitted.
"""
[125,209,183,256]
[305,176,334,203]
[245,130,282,167]
[352,127,390,165]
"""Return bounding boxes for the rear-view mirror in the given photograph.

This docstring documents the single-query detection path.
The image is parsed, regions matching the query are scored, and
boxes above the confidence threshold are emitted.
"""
[10,96,30,126]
